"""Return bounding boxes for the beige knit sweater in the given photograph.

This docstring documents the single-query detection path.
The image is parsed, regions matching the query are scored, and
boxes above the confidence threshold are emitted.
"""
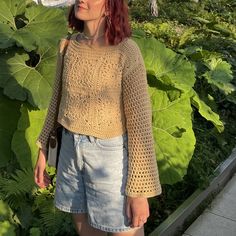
[36,33,162,198]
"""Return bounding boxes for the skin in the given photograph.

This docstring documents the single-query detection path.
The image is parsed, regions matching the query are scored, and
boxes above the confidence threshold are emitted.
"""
[74,0,107,46]
[34,0,150,235]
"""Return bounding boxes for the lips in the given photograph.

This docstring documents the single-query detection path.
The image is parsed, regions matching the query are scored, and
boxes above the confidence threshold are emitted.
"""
[78,5,87,10]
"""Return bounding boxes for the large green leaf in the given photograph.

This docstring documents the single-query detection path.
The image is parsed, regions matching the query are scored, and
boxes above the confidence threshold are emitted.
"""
[0,45,57,108]
[0,0,67,51]
[149,84,196,184]
[203,57,235,95]
[12,104,47,169]
[0,0,25,49]
[0,89,21,167]
[133,36,196,92]
[190,89,224,132]
[135,38,224,132]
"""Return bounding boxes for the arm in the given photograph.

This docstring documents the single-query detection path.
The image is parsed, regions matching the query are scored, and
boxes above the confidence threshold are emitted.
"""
[122,41,162,198]
[36,38,68,153]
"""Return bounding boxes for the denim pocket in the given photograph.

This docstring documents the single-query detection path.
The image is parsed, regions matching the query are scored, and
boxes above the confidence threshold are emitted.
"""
[95,133,128,151]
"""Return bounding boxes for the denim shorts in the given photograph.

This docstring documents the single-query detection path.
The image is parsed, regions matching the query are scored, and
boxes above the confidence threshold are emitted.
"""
[54,127,134,233]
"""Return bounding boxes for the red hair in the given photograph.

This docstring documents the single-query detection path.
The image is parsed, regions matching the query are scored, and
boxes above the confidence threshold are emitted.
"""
[68,0,132,46]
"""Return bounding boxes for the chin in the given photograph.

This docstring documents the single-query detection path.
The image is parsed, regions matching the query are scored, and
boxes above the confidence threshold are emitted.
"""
[74,12,87,21]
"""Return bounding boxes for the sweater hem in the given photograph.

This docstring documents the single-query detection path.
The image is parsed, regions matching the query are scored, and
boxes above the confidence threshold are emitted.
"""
[57,118,127,139]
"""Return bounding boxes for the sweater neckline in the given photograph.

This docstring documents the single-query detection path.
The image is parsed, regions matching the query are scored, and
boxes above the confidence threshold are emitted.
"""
[70,33,128,52]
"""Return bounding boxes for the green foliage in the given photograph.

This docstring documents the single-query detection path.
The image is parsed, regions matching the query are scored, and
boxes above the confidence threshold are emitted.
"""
[0,168,36,230]
[38,199,67,235]
[0,90,21,167]
[29,227,41,236]
[203,57,235,94]
[0,1,70,235]
[0,0,235,235]
[227,91,236,104]
[179,46,236,103]
[0,168,34,197]
[0,221,16,236]
[190,90,223,132]
[129,0,151,21]
[12,105,47,169]
[0,0,68,51]
[0,42,59,109]
[0,0,67,108]
[131,20,189,48]
[150,87,195,183]
[0,169,76,235]
[134,36,223,184]
[32,187,76,235]
[132,1,236,234]
[135,37,196,91]
[0,200,14,223]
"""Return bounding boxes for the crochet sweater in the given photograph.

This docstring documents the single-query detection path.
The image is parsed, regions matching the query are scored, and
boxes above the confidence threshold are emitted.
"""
[36,33,162,198]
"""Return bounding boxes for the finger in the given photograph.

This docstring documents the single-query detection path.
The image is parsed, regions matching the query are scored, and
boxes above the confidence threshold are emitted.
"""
[35,167,42,187]
[43,174,51,182]
[34,167,38,184]
[43,171,50,179]
[44,176,51,186]
[132,216,139,228]
[38,170,50,187]
[126,200,132,222]
[135,213,147,227]
[38,168,45,186]
[138,220,144,227]
[140,218,147,224]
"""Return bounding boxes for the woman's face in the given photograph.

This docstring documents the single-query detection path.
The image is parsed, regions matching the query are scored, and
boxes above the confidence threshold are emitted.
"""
[74,0,106,21]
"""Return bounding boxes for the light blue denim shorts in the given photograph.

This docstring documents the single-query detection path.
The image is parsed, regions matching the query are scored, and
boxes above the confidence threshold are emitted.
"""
[54,127,134,233]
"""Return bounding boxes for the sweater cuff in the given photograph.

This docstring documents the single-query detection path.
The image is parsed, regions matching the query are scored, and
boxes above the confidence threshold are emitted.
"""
[36,139,48,152]
[125,187,162,198]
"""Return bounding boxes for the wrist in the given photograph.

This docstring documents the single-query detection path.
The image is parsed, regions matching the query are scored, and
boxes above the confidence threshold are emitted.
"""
[127,196,147,199]
[39,148,47,156]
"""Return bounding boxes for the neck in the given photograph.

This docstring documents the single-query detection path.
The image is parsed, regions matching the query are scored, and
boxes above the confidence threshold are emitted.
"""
[83,16,106,39]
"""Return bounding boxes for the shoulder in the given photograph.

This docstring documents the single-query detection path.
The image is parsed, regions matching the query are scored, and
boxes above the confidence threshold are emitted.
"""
[120,37,145,73]
[121,37,142,57]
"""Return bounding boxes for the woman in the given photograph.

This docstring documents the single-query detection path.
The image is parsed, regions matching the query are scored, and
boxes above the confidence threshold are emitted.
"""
[34,0,162,235]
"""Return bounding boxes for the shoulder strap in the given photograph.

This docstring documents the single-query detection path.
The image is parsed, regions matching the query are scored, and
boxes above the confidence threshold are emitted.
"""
[59,33,72,53]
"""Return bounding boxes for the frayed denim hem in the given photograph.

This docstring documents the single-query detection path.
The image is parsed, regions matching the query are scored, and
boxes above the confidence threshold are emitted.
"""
[54,202,87,214]
[88,217,134,233]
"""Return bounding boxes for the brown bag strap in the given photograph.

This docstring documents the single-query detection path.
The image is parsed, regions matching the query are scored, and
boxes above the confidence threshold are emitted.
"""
[59,34,71,54]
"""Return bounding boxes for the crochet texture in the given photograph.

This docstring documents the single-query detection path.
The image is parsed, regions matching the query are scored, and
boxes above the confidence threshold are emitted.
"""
[36,33,162,198]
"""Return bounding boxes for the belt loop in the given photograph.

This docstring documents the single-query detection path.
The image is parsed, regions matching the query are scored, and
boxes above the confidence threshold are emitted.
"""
[73,133,80,145]
[88,135,95,143]
[64,127,68,134]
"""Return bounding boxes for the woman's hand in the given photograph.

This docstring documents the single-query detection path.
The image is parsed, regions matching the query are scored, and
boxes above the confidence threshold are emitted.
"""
[126,196,150,228]
[34,149,51,188]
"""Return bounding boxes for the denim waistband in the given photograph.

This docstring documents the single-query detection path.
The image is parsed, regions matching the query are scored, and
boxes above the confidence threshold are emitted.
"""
[63,127,127,144]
